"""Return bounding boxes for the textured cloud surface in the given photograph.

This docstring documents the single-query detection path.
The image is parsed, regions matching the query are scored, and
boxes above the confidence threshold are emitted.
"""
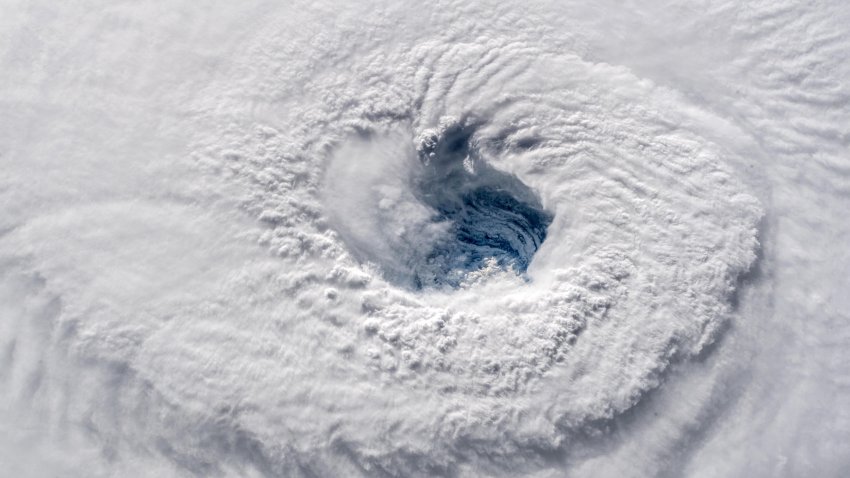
[1,1,849,477]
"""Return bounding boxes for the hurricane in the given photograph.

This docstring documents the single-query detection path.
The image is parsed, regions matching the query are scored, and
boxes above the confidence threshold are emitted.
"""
[1,1,848,477]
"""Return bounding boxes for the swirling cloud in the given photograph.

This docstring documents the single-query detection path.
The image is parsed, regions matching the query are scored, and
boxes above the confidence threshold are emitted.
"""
[1,1,847,477]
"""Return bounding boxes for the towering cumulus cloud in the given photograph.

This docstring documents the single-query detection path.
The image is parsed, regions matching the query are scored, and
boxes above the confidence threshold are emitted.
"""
[1,1,848,477]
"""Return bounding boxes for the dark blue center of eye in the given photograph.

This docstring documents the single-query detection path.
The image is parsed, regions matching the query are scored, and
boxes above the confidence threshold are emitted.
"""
[412,123,552,288]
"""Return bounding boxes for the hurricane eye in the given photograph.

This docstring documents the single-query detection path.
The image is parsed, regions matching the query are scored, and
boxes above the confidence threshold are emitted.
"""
[411,122,552,288]
[322,122,552,290]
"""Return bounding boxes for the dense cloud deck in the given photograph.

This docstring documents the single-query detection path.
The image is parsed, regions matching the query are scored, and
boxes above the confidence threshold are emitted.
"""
[1,1,848,477]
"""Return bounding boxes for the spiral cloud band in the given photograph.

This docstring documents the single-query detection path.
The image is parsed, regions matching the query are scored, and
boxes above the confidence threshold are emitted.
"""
[1,1,848,477]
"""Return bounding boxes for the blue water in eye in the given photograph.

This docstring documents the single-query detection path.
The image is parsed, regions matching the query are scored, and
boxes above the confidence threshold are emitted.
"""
[412,123,552,288]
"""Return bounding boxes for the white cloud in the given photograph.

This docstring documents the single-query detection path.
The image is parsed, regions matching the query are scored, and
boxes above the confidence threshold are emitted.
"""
[1,0,848,476]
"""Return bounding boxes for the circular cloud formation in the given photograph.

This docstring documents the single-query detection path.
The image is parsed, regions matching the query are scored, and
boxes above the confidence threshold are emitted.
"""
[0,2,773,477]
[182,21,763,476]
